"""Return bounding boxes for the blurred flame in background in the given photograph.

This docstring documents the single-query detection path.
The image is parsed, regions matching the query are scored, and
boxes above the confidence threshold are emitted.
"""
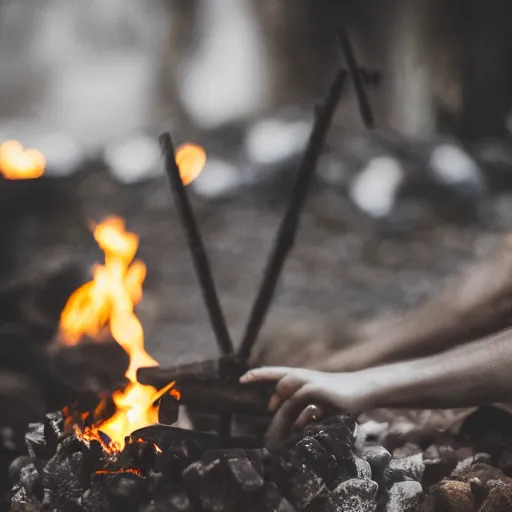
[0,140,46,180]
[175,143,207,185]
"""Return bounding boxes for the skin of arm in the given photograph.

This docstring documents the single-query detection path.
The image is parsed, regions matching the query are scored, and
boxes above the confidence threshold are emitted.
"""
[241,326,512,448]
[315,235,512,373]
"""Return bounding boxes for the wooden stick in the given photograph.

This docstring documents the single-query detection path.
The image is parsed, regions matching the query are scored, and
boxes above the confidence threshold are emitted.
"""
[339,29,376,130]
[160,133,234,356]
[238,70,349,360]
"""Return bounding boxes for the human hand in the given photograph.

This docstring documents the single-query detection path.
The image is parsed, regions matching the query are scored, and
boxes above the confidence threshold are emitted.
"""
[240,366,374,449]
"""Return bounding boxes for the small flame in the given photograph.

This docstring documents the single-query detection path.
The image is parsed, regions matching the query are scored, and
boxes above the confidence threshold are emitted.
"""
[60,217,179,452]
[176,143,206,185]
[0,140,45,180]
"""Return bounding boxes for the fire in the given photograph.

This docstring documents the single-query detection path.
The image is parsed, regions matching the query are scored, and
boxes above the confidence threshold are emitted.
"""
[60,216,179,452]
[175,143,207,185]
[0,140,45,180]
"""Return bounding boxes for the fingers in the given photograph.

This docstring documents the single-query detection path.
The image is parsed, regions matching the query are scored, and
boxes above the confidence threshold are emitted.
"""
[240,366,297,383]
[265,385,318,450]
[295,404,324,429]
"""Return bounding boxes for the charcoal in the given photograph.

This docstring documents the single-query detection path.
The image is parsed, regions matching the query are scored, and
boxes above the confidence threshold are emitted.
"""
[288,436,338,487]
[182,458,240,512]
[354,454,372,480]
[308,429,357,484]
[106,472,148,511]
[167,488,194,511]
[26,423,52,461]
[158,393,180,425]
[249,483,296,512]
[8,455,32,483]
[382,454,425,489]
[332,478,378,511]
[143,489,193,512]
[10,484,42,512]
[81,439,106,476]
[44,411,64,438]
[19,463,42,499]
[384,481,423,511]
[43,446,86,508]
[285,465,332,511]
[421,480,474,511]
[117,438,158,475]
[304,414,357,446]
[226,456,264,491]
[82,481,109,512]
[358,445,391,481]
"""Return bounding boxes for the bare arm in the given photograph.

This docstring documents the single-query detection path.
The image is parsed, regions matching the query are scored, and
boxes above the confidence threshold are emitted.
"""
[242,326,512,446]
[317,234,512,372]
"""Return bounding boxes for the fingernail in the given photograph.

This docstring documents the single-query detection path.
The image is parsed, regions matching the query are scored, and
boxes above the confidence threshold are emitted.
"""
[268,395,280,412]
[239,374,249,383]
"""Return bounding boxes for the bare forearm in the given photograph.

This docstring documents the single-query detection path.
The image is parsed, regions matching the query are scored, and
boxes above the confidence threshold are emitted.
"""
[362,327,512,410]
[320,236,512,372]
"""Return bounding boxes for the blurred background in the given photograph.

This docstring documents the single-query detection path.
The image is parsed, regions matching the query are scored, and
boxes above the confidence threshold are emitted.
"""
[2,0,512,366]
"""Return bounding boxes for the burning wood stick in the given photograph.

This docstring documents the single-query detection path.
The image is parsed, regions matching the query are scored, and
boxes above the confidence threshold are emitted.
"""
[160,133,234,357]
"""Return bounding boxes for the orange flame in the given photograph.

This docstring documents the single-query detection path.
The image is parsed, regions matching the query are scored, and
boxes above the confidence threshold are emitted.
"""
[60,217,179,452]
[0,140,45,180]
[176,143,206,185]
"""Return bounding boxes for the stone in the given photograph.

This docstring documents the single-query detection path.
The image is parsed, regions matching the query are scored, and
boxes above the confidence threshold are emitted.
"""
[385,481,423,512]
[333,478,378,512]
[358,445,392,482]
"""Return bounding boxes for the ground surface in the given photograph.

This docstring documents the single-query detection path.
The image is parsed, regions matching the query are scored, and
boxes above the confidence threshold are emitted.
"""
[70,167,512,368]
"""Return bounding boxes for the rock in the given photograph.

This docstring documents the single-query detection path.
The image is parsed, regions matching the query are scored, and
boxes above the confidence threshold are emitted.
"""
[420,480,474,512]
[451,453,492,478]
[453,463,512,486]
[479,483,512,512]
[333,478,378,511]
[393,444,422,459]
[358,445,392,482]
[385,481,423,512]
[422,445,458,489]
[383,454,425,489]
[354,455,373,480]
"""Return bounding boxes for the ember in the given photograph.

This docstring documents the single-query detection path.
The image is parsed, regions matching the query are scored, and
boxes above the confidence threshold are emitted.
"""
[95,468,142,477]
[0,140,45,180]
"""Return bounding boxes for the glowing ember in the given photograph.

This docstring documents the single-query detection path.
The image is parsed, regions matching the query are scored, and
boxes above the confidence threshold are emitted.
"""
[175,143,207,185]
[60,217,179,452]
[95,468,142,476]
[0,140,45,180]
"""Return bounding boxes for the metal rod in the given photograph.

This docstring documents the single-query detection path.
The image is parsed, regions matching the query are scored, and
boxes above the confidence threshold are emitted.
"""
[160,133,234,356]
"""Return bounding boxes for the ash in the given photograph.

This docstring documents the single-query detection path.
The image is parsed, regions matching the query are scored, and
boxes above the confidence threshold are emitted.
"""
[10,407,512,511]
